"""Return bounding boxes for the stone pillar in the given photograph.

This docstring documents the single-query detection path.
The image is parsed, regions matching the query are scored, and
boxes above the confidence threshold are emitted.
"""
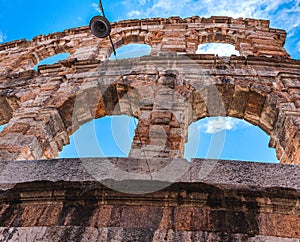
[0,107,69,160]
[129,72,191,158]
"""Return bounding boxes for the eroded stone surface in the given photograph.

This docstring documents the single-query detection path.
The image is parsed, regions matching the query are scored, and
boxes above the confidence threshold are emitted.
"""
[0,158,299,240]
[0,158,299,190]
[0,227,299,242]
[0,17,299,163]
[0,54,299,163]
[0,16,299,241]
[0,16,290,75]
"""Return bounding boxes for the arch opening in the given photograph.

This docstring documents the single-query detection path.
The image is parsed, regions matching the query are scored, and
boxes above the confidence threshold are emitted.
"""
[109,44,151,60]
[33,52,70,70]
[196,43,240,56]
[59,115,138,158]
[184,117,279,163]
[0,124,6,133]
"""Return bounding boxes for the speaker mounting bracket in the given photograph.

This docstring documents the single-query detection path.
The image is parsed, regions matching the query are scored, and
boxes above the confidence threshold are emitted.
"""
[90,0,116,56]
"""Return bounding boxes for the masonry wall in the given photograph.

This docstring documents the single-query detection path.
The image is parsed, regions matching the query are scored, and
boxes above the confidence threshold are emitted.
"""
[0,16,299,164]
[0,54,299,163]
[0,158,299,241]
[0,16,299,241]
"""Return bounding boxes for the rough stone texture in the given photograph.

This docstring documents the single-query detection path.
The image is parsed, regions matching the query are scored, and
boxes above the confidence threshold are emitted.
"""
[0,53,299,163]
[0,16,290,75]
[0,158,299,241]
[0,17,299,163]
[0,16,299,241]
[0,158,299,190]
[0,228,299,242]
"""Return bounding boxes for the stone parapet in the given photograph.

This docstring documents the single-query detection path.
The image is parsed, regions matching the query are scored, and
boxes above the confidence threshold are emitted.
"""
[0,158,299,241]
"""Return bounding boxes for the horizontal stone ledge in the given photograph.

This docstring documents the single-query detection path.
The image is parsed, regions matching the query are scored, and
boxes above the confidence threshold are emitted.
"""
[1,179,299,206]
[1,54,299,80]
[0,158,298,191]
[0,227,298,242]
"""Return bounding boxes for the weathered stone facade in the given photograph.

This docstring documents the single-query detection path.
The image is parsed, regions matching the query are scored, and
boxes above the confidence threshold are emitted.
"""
[0,158,299,241]
[0,16,299,241]
[0,16,299,163]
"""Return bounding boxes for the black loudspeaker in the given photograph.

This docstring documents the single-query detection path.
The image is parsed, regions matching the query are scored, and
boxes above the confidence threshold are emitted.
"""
[90,16,111,38]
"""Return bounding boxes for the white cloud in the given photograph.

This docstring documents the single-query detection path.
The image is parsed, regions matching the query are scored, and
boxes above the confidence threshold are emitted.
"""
[119,0,299,58]
[196,43,240,56]
[199,117,250,134]
[128,0,260,19]
[0,32,7,43]
[128,10,141,17]
[91,2,101,13]
[122,0,299,35]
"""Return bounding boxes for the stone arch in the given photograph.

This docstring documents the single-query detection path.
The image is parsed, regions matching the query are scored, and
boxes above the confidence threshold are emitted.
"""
[33,51,70,67]
[51,80,146,159]
[0,16,297,163]
[189,82,299,164]
[8,38,75,73]
[57,81,140,137]
[113,29,150,48]
[198,27,238,46]
[184,116,279,162]
[53,69,187,159]
[0,79,135,161]
[33,53,70,70]
[0,16,290,75]
[1,54,296,163]
[185,16,289,57]
[102,27,152,59]
[190,84,276,133]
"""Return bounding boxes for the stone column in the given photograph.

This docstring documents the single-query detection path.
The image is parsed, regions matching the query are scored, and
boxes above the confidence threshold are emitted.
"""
[0,107,68,160]
[129,72,191,158]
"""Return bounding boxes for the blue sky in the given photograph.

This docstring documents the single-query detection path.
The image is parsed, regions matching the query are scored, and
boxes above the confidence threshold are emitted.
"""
[0,0,299,58]
[1,0,299,162]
